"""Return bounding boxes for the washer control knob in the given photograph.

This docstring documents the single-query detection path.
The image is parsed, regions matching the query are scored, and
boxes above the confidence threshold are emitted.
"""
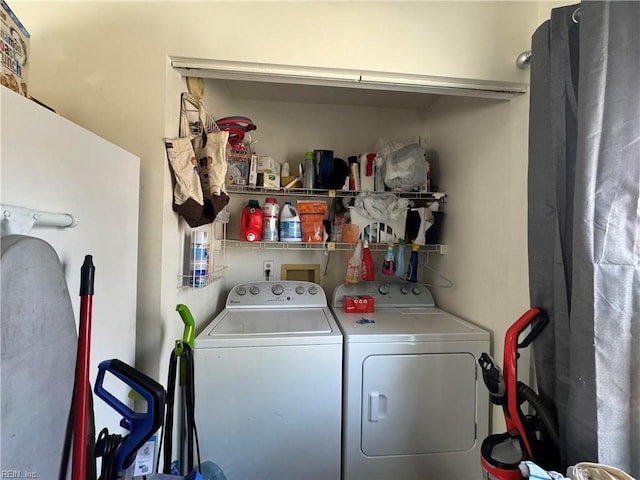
[271,284,284,295]
[295,286,305,295]
[308,286,318,295]
[400,286,410,294]
[236,286,247,296]
[249,286,260,295]
[378,283,390,295]
[412,287,422,295]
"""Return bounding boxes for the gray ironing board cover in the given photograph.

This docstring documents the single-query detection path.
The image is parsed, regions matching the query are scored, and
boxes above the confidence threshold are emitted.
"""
[1,235,77,477]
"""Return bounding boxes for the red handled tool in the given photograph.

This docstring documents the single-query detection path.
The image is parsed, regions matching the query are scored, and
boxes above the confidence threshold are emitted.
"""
[72,255,95,480]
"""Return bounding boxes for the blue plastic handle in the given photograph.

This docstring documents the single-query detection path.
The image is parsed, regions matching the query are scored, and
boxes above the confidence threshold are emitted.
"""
[94,359,166,471]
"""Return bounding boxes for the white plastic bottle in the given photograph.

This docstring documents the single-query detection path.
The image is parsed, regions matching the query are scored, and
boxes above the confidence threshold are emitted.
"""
[262,197,279,242]
[279,202,302,242]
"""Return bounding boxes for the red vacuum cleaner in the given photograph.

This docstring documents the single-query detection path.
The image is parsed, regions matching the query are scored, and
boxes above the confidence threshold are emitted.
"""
[478,308,560,480]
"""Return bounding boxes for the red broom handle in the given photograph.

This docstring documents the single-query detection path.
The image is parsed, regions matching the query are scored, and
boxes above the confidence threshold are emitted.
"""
[72,256,95,480]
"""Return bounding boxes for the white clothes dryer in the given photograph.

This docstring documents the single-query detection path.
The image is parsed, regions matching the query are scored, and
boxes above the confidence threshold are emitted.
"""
[195,281,342,480]
[331,282,490,480]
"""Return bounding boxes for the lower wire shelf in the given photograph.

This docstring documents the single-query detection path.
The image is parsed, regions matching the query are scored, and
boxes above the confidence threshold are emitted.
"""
[222,239,446,254]
[177,265,229,288]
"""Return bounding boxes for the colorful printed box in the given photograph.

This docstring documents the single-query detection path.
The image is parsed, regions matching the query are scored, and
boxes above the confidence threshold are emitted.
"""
[1,0,29,97]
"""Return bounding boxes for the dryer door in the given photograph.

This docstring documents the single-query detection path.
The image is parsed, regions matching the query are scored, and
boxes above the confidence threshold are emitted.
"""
[361,353,477,456]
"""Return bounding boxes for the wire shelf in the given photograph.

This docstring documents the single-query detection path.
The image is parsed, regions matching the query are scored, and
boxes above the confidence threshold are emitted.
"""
[226,185,446,201]
[222,239,445,254]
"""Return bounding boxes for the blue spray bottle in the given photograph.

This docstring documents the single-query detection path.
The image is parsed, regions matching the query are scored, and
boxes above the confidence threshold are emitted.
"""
[395,240,406,279]
[407,241,420,283]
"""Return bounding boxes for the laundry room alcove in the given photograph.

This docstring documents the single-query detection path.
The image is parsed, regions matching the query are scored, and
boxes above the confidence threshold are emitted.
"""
[169,57,531,353]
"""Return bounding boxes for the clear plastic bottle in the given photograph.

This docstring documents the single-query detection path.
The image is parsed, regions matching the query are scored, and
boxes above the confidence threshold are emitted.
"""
[374,155,385,192]
[381,242,395,276]
[345,241,363,284]
[395,239,406,278]
[361,240,375,281]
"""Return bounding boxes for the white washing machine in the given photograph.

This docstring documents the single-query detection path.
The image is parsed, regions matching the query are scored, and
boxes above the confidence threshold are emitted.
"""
[195,281,342,480]
[331,282,490,480]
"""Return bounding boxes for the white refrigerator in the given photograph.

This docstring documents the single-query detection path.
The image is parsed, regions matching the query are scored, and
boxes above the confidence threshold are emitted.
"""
[1,86,140,474]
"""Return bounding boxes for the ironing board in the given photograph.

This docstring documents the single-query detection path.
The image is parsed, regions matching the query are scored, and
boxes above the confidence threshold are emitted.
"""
[1,235,78,477]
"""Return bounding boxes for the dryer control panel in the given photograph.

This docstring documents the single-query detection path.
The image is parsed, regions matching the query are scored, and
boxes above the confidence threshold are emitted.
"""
[226,281,327,308]
[332,282,435,308]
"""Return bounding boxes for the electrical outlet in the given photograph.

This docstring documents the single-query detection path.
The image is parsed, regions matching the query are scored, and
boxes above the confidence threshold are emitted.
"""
[263,260,274,273]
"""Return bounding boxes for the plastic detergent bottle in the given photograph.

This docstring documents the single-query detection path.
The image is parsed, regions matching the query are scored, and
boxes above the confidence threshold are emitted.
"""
[304,151,315,189]
[395,240,406,278]
[189,230,208,287]
[345,241,363,284]
[361,240,375,281]
[279,202,302,242]
[262,197,279,242]
[407,241,420,283]
[240,199,263,242]
[382,242,395,276]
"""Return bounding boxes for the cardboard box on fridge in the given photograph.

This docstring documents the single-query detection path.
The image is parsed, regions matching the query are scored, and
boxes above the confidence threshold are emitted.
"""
[1,0,30,97]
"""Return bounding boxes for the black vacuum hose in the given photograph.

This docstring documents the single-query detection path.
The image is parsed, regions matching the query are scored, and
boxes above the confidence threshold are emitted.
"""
[517,382,560,449]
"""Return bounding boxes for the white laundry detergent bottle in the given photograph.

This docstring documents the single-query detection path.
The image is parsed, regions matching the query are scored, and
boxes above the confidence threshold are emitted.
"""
[262,197,279,242]
[279,202,301,242]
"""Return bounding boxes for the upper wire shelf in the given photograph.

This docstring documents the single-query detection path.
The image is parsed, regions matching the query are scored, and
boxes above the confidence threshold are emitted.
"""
[226,185,446,201]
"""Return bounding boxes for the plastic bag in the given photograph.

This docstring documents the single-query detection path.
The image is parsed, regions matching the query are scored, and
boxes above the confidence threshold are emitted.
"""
[297,200,327,243]
[383,143,428,192]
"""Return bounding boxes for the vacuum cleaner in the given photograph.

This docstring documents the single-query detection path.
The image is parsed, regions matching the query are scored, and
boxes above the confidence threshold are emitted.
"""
[478,308,561,480]
[94,358,166,480]
[68,255,165,480]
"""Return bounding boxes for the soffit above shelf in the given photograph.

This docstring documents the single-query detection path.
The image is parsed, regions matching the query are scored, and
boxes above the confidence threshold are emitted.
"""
[170,57,528,108]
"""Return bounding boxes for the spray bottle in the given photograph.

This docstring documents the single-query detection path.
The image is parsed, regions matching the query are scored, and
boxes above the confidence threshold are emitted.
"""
[407,241,420,283]
[382,242,395,276]
[395,240,406,279]
[361,240,375,281]
[345,241,363,285]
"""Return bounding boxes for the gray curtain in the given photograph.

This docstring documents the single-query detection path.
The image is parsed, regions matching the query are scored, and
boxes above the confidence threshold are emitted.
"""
[528,1,640,475]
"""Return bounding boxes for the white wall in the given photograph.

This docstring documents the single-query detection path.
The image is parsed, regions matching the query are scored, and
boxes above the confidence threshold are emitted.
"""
[1,87,140,435]
[422,93,531,431]
[11,1,548,433]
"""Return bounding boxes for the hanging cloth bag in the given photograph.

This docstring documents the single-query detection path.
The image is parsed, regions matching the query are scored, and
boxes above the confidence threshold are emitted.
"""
[165,93,229,227]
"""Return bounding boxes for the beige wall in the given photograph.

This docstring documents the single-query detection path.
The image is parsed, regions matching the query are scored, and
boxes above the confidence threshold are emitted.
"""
[12,1,551,433]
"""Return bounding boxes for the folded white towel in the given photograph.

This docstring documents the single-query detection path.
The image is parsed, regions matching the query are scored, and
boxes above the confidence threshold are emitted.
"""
[567,462,636,480]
